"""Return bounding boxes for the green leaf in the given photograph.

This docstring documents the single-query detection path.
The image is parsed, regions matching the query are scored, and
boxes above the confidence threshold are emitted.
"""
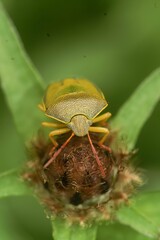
[98,222,151,240]
[0,2,45,142]
[130,192,160,227]
[0,169,31,198]
[111,68,160,152]
[0,201,34,240]
[51,218,97,240]
[116,192,160,239]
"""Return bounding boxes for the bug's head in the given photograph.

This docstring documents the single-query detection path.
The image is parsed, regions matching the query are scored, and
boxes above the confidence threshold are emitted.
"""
[68,115,92,137]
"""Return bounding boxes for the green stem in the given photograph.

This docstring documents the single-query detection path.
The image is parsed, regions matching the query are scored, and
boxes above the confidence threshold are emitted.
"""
[52,218,98,240]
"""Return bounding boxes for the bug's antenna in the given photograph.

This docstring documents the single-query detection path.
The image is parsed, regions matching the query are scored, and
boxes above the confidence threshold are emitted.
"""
[87,133,106,178]
[44,133,74,169]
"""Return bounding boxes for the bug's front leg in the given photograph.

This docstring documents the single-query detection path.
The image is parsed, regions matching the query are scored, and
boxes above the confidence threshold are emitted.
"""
[89,126,112,154]
[42,121,66,128]
[92,112,111,125]
[42,122,66,144]
[89,126,112,153]
[89,126,110,144]
[49,128,71,147]
[44,132,74,168]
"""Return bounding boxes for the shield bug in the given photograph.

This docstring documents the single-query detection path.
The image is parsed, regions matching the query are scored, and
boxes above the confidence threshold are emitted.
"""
[39,78,111,177]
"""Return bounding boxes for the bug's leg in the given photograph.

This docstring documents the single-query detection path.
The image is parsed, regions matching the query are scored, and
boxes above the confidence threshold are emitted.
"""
[92,112,111,124]
[49,128,71,147]
[44,132,74,169]
[42,122,67,155]
[42,122,66,128]
[89,126,110,145]
[89,126,112,153]
[38,102,46,112]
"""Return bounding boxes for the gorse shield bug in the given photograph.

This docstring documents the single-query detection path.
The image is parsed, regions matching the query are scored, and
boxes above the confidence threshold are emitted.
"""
[39,78,111,177]
[24,78,143,222]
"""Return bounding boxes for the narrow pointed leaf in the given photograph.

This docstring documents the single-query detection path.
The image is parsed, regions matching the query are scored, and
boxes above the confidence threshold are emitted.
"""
[116,192,160,239]
[111,68,160,151]
[0,169,31,198]
[0,2,45,142]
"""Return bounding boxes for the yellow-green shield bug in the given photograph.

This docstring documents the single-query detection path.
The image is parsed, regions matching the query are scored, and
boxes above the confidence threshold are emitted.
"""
[39,78,111,176]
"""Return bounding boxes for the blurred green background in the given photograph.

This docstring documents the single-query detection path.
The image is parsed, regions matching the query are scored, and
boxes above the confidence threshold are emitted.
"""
[0,0,160,239]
